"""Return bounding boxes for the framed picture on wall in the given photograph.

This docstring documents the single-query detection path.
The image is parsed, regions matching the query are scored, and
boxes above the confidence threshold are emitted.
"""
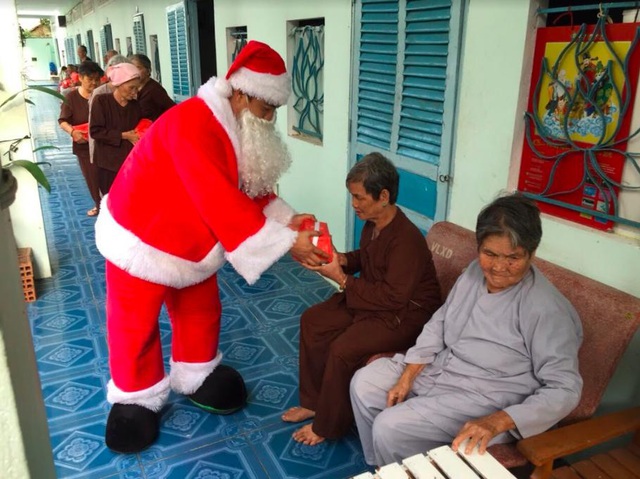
[519,20,640,231]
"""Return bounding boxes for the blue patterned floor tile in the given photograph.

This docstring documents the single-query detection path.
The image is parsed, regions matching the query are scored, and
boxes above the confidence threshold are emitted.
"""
[30,304,105,345]
[36,337,105,378]
[249,422,368,479]
[240,372,300,427]
[50,418,144,479]
[139,442,268,479]
[27,282,95,316]
[224,270,289,298]
[43,373,107,424]
[247,293,312,325]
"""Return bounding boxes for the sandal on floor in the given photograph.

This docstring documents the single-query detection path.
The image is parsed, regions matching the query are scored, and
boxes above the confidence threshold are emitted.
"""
[87,207,99,217]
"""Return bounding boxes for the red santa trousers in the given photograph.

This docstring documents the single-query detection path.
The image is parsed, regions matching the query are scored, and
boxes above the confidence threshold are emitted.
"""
[106,260,222,397]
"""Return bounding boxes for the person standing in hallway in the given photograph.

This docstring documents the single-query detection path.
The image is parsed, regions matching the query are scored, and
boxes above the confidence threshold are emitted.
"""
[90,62,141,195]
[94,41,328,454]
[129,53,175,121]
[58,61,103,216]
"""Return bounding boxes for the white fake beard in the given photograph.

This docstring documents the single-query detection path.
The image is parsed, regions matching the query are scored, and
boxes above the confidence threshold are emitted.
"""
[237,109,292,198]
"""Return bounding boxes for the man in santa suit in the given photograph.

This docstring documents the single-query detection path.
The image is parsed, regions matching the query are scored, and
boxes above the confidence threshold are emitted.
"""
[95,40,327,453]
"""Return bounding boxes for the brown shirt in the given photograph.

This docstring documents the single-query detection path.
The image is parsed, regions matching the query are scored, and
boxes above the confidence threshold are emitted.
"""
[343,208,442,329]
[58,89,89,162]
[90,94,141,172]
[137,79,175,121]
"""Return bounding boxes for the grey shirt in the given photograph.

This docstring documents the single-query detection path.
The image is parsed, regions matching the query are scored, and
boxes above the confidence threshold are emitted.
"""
[398,259,583,439]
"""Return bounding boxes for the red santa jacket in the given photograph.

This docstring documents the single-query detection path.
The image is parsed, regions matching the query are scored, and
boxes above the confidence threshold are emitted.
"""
[95,77,297,288]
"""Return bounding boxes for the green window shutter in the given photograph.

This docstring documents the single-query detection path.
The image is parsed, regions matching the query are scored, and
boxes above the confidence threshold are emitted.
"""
[397,0,451,164]
[167,3,191,101]
[356,0,399,151]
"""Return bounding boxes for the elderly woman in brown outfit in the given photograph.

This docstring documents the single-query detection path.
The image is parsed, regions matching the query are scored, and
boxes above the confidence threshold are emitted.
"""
[90,62,141,195]
[129,54,175,121]
[58,61,103,216]
[282,152,442,446]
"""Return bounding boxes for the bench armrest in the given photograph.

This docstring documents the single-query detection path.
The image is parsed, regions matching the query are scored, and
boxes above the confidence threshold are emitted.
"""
[517,406,640,468]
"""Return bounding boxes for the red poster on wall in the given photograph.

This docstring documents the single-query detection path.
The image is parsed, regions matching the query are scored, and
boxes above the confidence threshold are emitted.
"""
[519,21,640,230]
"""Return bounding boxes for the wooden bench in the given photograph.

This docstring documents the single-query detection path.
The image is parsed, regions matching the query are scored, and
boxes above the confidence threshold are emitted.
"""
[391,221,640,475]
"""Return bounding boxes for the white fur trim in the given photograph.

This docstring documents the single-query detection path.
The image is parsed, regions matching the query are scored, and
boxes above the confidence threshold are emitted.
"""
[170,352,223,395]
[107,375,171,412]
[263,197,296,225]
[95,195,226,288]
[225,218,297,285]
[214,77,232,98]
[228,67,291,106]
[197,77,241,159]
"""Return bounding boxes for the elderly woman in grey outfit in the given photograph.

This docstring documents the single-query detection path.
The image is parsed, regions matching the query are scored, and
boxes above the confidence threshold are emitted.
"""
[350,193,583,467]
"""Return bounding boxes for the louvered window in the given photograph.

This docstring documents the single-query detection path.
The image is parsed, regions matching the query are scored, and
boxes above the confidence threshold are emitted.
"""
[351,0,461,241]
[398,0,450,163]
[356,0,452,164]
[133,14,147,54]
[99,25,113,60]
[64,37,76,64]
[356,1,398,151]
[167,3,191,101]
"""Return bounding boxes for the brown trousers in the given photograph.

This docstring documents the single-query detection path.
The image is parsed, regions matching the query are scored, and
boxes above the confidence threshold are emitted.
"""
[299,293,427,439]
[77,155,101,209]
[97,167,118,196]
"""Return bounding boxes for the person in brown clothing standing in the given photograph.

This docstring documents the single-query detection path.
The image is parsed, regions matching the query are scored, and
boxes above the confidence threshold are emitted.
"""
[90,62,141,195]
[58,61,103,216]
[282,152,442,445]
[129,54,175,121]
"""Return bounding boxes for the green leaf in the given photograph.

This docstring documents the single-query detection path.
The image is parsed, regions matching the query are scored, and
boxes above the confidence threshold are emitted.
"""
[5,160,51,193]
[32,146,59,153]
[25,98,35,105]
[0,85,66,110]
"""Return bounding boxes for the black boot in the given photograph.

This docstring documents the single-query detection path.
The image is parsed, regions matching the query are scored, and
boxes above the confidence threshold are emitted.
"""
[105,403,159,454]
[188,364,247,414]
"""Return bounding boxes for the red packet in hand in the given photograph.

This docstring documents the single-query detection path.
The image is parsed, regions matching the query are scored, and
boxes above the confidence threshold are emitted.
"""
[299,219,333,263]
[74,123,89,139]
[135,118,153,137]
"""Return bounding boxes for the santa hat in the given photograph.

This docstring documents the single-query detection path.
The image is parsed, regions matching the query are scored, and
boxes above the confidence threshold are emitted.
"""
[223,41,290,107]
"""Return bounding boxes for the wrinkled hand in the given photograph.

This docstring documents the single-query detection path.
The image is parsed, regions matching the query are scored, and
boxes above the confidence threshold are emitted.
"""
[302,246,341,276]
[71,130,87,144]
[451,411,515,455]
[386,378,412,408]
[288,213,316,231]
[123,130,140,145]
[290,229,328,266]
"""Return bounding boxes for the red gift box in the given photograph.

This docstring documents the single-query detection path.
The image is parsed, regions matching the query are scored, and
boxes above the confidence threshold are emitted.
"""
[299,219,333,262]
[73,122,89,139]
[136,118,152,137]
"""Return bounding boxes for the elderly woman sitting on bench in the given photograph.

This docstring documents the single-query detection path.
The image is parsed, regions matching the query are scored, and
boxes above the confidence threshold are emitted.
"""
[350,193,584,467]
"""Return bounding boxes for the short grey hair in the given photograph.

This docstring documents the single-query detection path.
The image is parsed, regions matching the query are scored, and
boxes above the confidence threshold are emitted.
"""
[107,55,130,67]
[475,193,542,255]
[346,152,399,203]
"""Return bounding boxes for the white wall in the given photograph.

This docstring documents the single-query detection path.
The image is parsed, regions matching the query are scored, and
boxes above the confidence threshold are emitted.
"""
[23,38,56,81]
[0,4,56,477]
[214,0,353,251]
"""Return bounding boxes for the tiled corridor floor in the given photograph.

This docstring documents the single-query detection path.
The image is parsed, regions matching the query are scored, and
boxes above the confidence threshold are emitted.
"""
[26,84,370,479]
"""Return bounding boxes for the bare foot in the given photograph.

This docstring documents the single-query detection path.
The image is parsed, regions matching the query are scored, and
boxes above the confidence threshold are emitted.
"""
[292,423,325,446]
[281,406,315,423]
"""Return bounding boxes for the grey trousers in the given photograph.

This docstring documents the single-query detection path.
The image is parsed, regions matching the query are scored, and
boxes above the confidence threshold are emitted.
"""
[350,357,513,466]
